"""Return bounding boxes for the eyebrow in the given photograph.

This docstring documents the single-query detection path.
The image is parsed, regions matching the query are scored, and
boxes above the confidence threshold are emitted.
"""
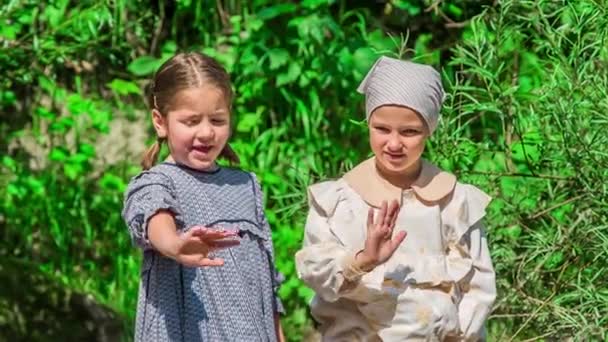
[372,122,424,129]
[181,110,228,118]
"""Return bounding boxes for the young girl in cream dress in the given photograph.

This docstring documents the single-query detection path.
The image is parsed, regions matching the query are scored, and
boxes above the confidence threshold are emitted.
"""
[296,56,496,341]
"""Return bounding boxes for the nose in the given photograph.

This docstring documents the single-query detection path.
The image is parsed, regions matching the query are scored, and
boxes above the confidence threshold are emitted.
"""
[196,121,214,141]
[386,134,403,151]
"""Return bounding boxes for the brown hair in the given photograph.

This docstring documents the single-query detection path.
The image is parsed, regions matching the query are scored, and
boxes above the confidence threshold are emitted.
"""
[141,52,240,170]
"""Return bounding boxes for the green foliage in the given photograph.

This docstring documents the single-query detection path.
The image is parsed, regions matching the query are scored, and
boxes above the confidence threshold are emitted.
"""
[1,0,606,341]
[435,0,608,339]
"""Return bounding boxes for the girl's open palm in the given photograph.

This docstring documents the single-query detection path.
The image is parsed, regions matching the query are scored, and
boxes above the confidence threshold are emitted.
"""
[358,200,407,270]
[174,226,240,267]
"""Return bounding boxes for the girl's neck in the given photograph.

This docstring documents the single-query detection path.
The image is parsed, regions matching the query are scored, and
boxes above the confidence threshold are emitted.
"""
[164,155,219,172]
[375,159,422,190]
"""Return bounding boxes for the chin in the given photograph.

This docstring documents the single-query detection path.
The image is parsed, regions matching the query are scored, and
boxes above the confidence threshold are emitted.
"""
[184,157,217,171]
[379,158,413,174]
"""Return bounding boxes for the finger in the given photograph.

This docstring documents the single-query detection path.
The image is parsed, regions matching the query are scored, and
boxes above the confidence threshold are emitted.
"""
[378,201,388,228]
[390,231,407,251]
[207,238,241,249]
[192,228,238,240]
[367,207,374,231]
[382,225,392,240]
[388,200,400,228]
[198,257,225,267]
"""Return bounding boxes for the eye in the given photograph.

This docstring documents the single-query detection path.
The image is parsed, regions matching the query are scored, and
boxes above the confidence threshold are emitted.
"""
[374,126,390,133]
[400,129,422,136]
[211,118,228,125]
[181,117,201,126]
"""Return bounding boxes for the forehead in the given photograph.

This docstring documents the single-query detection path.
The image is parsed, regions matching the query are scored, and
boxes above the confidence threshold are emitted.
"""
[169,86,229,114]
[369,105,426,126]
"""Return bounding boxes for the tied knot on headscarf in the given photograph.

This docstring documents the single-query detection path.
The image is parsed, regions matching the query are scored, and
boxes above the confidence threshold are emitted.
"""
[357,56,445,134]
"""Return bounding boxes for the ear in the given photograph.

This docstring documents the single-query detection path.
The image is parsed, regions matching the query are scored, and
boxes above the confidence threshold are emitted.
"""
[151,109,168,138]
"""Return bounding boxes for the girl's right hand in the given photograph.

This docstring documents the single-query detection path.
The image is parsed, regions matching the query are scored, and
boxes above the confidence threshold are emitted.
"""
[355,200,407,271]
[169,226,240,267]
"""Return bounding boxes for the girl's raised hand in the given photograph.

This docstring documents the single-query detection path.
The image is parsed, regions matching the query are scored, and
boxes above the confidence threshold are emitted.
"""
[355,200,407,271]
[171,226,240,267]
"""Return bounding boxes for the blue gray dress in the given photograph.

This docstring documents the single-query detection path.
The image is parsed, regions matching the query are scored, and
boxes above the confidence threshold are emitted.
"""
[122,162,284,341]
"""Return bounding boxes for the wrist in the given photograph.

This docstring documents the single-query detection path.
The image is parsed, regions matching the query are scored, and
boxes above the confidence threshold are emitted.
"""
[151,229,181,260]
[354,250,377,272]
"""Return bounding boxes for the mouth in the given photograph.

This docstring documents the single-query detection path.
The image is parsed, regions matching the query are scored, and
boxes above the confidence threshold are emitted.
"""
[384,151,406,160]
[192,145,214,154]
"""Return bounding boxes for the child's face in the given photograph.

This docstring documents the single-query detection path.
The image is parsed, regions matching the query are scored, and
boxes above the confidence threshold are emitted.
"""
[152,86,231,170]
[368,105,429,175]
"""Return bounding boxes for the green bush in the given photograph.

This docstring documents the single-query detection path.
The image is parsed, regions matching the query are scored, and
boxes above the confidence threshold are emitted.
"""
[439,1,608,339]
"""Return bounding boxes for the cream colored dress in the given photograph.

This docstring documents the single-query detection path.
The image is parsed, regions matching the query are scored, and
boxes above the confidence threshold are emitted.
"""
[295,158,496,341]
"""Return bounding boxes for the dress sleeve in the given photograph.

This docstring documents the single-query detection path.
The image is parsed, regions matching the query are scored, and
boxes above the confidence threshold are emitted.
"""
[121,170,184,250]
[251,173,285,314]
[458,221,496,341]
[295,181,373,303]
[442,184,496,341]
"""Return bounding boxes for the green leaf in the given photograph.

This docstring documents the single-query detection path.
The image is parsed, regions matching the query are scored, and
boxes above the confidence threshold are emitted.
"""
[38,76,56,94]
[99,173,126,192]
[108,79,141,96]
[353,47,378,77]
[268,49,290,70]
[64,163,83,180]
[236,113,260,133]
[26,176,45,196]
[127,56,162,76]
[162,41,177,54]
[301,0,335,9]
[1,90,16,105]
[256,4,298,21]
[446,4,463,18]
[67,94,92,116]
[512,141,540,163]
[2,156,17,171]
[503,225,522,240]
[35,107,56,119]
[49,147,69,162]
[79,143,96,158]
[544,251,565,270]
[276,62,301,86]
[262,172,283,185]
[0,24,20,40]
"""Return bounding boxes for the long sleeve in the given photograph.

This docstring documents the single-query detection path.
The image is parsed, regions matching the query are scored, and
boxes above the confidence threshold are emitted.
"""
[458,222,496,341]
[295,181,375,303]
[251,173,285,314]
[121,171,184,250]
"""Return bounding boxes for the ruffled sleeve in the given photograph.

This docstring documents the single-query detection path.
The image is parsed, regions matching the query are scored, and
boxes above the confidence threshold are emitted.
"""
[295,180,374,303]
[121,170,184,250]
[251,173,285,314]
[442,184,496,341]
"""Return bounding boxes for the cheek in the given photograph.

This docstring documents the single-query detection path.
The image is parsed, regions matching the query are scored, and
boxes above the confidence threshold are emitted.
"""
[369,131,385,151]
[215,125,231,141]
[405,136,427,152]
[167,125,192,141]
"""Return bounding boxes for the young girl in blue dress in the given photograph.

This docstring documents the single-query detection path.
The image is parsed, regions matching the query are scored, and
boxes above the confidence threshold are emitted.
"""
[122,52,285,341]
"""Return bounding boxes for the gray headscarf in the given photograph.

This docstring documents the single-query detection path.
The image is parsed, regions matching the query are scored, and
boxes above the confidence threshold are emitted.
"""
[357,56,445,134]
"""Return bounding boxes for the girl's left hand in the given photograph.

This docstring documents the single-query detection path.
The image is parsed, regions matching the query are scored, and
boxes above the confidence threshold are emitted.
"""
[355,199,407,271]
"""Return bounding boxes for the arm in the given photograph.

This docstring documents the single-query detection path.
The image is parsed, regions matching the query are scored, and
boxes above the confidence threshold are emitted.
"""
[122,172,238,266]
[296,197,405,303]
[295,204,369,302]
[274,313,284,342]
[459,222,496,341]
[147,210,180,257]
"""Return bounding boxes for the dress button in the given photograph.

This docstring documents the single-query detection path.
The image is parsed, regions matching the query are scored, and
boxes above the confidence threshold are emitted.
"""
[402,190,414,201]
